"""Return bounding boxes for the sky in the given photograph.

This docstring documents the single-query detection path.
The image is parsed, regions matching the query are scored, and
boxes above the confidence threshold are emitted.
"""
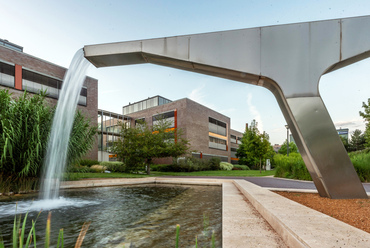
[1,0,370,144]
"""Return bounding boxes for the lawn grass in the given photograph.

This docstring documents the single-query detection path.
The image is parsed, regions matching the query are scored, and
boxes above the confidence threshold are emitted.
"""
[65,170,275,180]
[64,172,153,180]
[152,170,275,177]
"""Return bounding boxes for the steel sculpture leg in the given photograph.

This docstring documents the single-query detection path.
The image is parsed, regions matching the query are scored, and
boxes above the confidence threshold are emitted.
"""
[280,96,366,198]
[84,16,370,198]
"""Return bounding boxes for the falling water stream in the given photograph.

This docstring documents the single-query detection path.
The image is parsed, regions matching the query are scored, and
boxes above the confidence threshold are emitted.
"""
[0,49,223,247]
[41,49,90,200]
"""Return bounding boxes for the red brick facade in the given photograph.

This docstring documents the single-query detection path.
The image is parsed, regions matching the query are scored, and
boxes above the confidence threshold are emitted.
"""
[0,45,98,160]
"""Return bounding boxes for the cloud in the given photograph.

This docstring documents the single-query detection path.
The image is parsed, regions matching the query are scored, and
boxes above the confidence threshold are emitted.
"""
[188,84,206,103]
[247,93,264,132]
[188,84,215,109]
[334,119,366,131]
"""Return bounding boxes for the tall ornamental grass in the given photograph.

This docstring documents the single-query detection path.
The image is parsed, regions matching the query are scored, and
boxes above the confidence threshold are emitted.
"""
[0,89,97,194]
[0,90,53,178]
[274,153,312,180]
[349,149,370,182]
[275,149,370,182]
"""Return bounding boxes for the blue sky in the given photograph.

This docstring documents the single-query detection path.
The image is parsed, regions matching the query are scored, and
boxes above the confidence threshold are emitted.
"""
[1,0,370,144]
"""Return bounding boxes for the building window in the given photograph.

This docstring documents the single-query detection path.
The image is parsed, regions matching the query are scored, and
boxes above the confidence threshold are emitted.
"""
[0,61,15,88]
[209,136,227,150]
[135,117,145,126]
[209,117,226,136]
[230,135,237,143]
[231,147,237,157]
[152,111,175,128]
[21,69,87,106]
[123,96,172,115]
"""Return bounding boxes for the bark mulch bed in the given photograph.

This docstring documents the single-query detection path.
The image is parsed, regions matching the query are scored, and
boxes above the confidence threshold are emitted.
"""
[275,191,370,233]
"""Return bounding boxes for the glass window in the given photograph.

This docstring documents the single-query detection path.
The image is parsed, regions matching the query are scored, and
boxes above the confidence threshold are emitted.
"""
[209,136,227,150]
[0,62,15,88]
[78,95,87,106]
[209,117,227,136]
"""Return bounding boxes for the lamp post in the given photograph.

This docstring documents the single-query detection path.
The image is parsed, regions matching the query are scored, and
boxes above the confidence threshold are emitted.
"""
[285,125,289,157]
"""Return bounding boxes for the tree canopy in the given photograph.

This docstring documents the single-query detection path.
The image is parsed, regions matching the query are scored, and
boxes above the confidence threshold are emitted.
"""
[359,98,370,148]
[349,129,366,151]
[236,120,273,170]
[111,117,190,174]
[278,141,299,155]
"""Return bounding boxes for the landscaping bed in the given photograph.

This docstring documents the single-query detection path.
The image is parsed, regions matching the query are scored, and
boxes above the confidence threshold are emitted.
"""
[275,191,370,233]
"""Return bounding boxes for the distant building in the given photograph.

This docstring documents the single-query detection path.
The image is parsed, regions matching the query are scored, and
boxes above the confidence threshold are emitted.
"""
[337,128,349,142]
[273,144,282,153]
[99,96,243,164]
[0,40,98,160]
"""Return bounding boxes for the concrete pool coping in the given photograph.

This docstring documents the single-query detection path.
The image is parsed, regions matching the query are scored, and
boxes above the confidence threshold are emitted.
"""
[61,178,370,247]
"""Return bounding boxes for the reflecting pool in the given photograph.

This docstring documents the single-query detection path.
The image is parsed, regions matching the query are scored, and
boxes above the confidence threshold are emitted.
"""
[0,184,221,247]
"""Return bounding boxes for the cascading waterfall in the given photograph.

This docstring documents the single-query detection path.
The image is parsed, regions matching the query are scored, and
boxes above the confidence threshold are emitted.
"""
[41,49,90,199]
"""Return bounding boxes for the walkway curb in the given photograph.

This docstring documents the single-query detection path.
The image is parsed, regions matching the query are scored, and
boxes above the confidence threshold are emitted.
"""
[234,179,370,248]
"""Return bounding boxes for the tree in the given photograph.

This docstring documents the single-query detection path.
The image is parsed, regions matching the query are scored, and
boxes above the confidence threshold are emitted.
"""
[236,120,273,171]
[349,129,366,151]
[339,136,349,151]
[359,98,370,148]
[278,141,299,155]
[112,117,190,174]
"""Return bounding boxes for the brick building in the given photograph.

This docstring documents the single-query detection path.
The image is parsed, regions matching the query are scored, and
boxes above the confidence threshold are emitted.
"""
[100,95,243,164]
[0,39,98,160]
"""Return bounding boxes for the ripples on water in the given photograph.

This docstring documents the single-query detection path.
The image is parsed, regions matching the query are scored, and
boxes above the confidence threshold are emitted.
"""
[0,185,221,247]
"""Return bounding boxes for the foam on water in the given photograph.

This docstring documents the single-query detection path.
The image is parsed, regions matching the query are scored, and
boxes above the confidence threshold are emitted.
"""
[41,49,90,200]
[0,197,100,217]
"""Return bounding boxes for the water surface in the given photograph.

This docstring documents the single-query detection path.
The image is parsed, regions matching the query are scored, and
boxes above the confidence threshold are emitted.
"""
[0,184,221,247]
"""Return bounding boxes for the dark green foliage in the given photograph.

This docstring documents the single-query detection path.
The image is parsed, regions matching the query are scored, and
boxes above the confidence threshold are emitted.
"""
[78,159,100,167]
[111,118,190,174]
[360,98,370,148]
[349,148,370,182]
[236,120,274,170]
[66,111,97,167]
[274,153,312,180]
[66,165,96,173]
[155,157,221,172]
[349,129,366,152]
[0,89,97,193]
[0,174,39,194]
[100,161,128,173]
[208,157,221,170]
[278,141,299,155]
[340,136,349,151]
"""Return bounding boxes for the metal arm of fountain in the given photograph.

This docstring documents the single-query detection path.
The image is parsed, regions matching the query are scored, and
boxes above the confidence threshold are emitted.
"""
[84,16,370,199]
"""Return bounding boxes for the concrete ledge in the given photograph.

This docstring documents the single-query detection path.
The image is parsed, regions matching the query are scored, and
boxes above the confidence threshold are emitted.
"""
[234,180,370,248]
[60,177,225,189]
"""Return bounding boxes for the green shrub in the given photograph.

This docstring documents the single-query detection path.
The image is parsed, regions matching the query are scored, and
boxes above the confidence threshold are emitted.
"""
[100,161,127,172]
[78,159,100,167]
[208,157,221,170]
[274,153,311,180]
[67,165,95,173]
[166,157,216,172]
[349,149,370,182]
[220,162,233,171]
[233,164,250,170]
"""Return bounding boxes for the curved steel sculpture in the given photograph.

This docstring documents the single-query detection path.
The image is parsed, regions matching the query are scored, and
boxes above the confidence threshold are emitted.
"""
[84,16,370,199]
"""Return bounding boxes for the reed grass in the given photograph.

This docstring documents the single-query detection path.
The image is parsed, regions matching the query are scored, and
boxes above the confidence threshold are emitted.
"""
[0,210,89,248]
[175,224,180,248]
[1,210,217,247]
